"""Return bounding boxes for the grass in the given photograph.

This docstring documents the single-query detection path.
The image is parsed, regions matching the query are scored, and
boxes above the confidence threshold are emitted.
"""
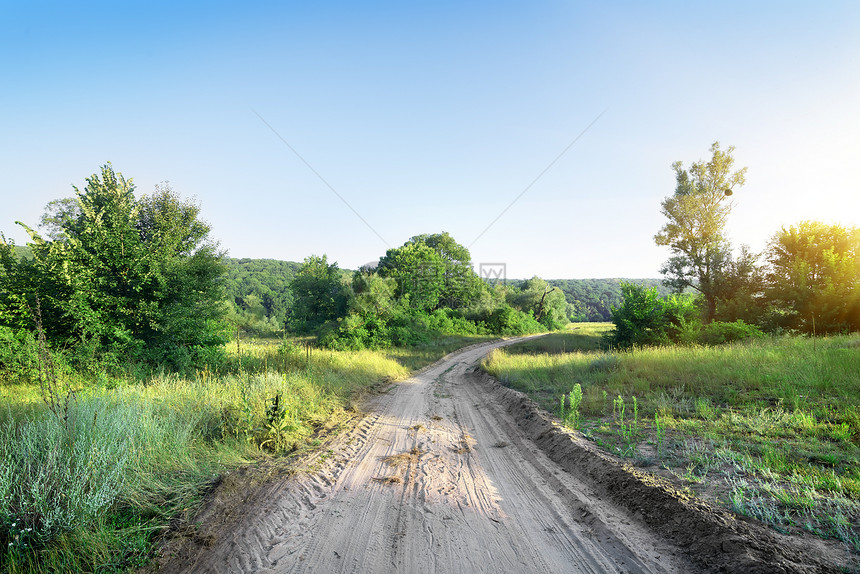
[0,334,483,573]
[482,323,860,554]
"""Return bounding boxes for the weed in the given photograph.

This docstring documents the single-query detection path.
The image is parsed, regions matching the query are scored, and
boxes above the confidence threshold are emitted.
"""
[655,413,666,458]
[558,383,584,429]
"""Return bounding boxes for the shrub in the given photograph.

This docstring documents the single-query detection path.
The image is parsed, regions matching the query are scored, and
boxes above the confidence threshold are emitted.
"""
[698,320,764,345]
[0,400,131,548]
[486,305,543,336]
[608,283,670,348]
[0,326,40,384]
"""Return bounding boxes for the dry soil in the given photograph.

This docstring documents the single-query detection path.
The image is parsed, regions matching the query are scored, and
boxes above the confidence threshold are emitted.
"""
[154,337,844,573]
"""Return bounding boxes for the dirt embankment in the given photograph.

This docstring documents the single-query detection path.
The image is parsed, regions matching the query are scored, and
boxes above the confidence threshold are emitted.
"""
[152,338,846,573]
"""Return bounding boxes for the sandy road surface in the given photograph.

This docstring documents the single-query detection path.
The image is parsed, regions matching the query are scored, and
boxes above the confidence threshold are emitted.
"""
[159,338,692,573]
[158,337,842,573]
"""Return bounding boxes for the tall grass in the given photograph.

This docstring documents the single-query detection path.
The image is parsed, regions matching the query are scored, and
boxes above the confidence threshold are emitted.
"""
[0,339,415,573]
[483,328,860,553]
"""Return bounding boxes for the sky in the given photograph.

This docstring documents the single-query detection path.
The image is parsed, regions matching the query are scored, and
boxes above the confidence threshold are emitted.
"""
[2,1,858,279]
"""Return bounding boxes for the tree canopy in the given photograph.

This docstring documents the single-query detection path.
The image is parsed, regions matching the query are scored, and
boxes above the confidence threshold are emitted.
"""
[655,142,747,322]
[765,221,860,333]
[289,254,350,333]
[0,164,227,368]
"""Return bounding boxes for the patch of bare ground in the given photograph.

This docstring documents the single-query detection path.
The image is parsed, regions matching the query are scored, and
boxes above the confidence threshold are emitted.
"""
[148,337,845,574]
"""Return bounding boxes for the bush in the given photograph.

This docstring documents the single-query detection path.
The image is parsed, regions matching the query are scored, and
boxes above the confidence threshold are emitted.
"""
[486,305,544,336]
[608,284,670,348]
[0,400,131,549]
[698,320,764,345]
[0,326,40,384]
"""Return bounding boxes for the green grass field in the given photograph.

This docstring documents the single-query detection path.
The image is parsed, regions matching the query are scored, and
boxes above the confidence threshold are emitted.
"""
[0,334,493,573]
[482,324,860,554]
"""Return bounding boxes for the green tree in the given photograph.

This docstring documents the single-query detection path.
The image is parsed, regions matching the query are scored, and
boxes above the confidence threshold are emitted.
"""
[764,221,860,333]
[508,277,568,330]
[289,254,350,332]
[407,232,482,308]
[351,270,397,320]
[609,283,671,348]
[713,244,766,324]
[38,197,80,241]
[655,142,747,323]
[377,232,482,311]
[1,165,228,368]
[377,241,446,312]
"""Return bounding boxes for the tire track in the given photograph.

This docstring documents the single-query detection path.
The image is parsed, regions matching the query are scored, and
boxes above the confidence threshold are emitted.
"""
[158,337,694,574]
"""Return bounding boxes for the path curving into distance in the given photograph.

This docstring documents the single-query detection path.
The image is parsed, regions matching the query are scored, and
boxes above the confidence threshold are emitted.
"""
[156,337,837,574]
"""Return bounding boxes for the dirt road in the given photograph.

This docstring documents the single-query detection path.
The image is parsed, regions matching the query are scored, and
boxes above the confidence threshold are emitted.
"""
[157,338,841,573]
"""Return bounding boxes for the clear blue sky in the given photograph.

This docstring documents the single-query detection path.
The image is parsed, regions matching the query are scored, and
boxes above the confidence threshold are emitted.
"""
[2,1,858,278]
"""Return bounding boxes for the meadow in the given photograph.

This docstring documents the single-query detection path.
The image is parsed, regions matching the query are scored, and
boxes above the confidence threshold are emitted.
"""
[0,334,494,573]
[482,324,860,555]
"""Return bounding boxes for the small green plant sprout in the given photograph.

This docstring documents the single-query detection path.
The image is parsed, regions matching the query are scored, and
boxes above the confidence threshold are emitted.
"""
[633,396,639,434]
[612,394,639,453]
[613,394,624,423]
[654,413,666,458]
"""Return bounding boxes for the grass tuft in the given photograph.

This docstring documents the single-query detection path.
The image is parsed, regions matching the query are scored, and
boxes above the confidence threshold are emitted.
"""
[483,325,860,553]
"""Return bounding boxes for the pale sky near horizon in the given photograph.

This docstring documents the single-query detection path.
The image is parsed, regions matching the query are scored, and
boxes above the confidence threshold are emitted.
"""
[2,1,858,279]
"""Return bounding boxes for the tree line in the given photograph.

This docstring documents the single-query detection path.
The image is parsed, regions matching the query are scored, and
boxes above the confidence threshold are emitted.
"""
[0,165,570,374]
[610,142,860,347]
[3,151,855,374]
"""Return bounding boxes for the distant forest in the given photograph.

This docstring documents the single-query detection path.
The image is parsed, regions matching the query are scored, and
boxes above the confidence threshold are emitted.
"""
[222,255,666,331]
[8,246,701,329]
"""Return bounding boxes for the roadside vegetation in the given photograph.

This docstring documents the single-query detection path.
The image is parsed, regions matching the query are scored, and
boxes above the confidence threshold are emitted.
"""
[483,325,860,555]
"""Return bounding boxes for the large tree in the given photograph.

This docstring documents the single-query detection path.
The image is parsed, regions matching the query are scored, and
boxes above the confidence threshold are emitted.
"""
[0,165,228,367]
[289,254,350,332]
[765,221,860,333]
[377,232,482,311]
[508,277,568,330]
[654,142,747,323]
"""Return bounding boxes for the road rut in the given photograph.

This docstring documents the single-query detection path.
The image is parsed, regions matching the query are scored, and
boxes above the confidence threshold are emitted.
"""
[156,337,840,573]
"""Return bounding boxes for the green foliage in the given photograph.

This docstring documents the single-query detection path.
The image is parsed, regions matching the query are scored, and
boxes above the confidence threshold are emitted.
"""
[0,167,228,370]
[485,304,544,336]
[548,278,674,323]
[698,320,764,345]
[289,254,350,333]
[608,283,672,347]
[712,244,766,325]
[0,326,40,384]
[378,232,482,311]
[509,277,568,330]
[655,142,747,323]
[378,241,446,312]
[316,232,557,350]
[609,283,763,348]
[222,258,301,335]
[764,221,860,334]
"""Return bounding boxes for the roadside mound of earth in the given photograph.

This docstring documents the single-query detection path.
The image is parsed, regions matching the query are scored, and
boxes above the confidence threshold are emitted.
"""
[470,368,850,573]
